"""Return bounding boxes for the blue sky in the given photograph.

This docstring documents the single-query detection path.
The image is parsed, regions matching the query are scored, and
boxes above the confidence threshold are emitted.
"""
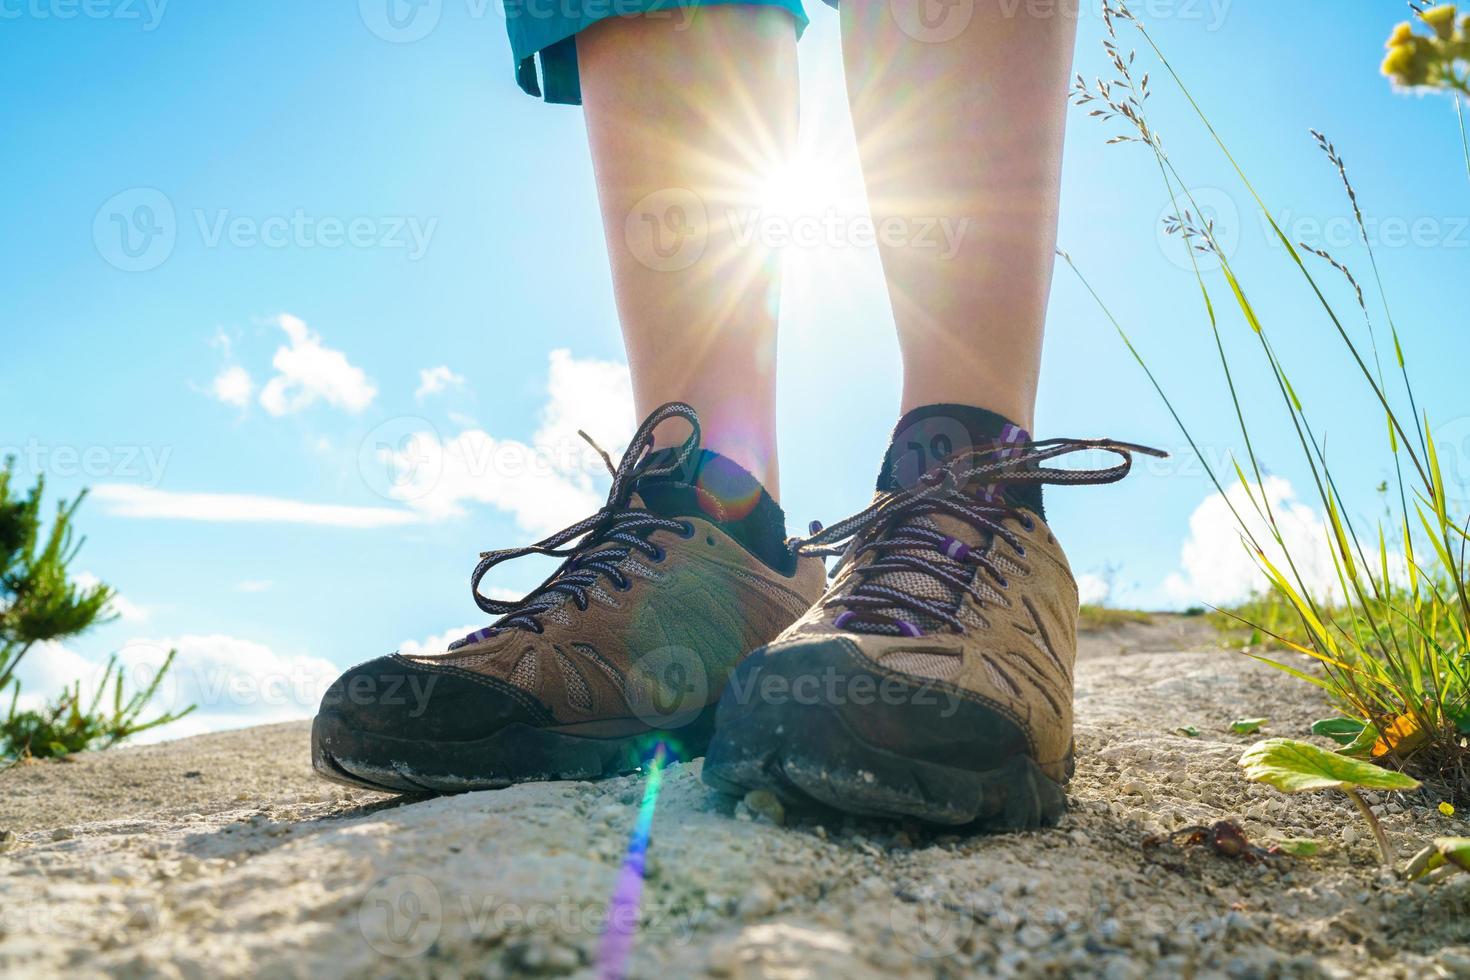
[2,0,1467,737]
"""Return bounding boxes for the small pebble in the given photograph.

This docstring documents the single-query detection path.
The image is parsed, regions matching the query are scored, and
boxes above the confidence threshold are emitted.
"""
[741,790,786,826]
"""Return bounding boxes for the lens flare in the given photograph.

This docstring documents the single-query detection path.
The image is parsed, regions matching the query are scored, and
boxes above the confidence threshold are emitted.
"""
[596,740,670,980]
[696,451,764,521]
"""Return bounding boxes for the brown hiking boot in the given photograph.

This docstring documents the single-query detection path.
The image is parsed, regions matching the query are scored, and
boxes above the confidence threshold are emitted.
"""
[313,403,825,793]
[702,422,1162,827]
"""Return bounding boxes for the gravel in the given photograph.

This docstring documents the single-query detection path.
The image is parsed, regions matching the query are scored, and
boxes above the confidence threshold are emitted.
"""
[0,616,1466,977]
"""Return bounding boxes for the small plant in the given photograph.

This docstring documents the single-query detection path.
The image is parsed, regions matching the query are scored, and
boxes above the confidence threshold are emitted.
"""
[1404,836,1470,882]
[1209,591,1301,651]
[0,460,113,690]
[0,458,191,759]
[1077,604,1153,630]
[1382,5,1470,97]
[1384,3,1470,179]
[1229,718,1267,735]
[1068,1,1470,805]
[1,651,192,759]
[1240,738,1420,865]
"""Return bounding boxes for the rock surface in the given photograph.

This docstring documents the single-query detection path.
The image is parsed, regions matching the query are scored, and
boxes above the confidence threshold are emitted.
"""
[1,617,1465,978]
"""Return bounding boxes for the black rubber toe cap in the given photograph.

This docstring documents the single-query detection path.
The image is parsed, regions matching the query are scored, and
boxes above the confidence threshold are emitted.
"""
[317,654,553,742]
[719,637,1033,770]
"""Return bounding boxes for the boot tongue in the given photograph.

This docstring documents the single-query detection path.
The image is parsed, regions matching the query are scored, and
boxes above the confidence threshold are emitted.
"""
[876,405,1044,519]
[847,408,1037,637]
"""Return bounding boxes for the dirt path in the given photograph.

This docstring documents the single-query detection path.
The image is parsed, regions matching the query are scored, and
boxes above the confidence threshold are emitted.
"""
[1,618,1466,978]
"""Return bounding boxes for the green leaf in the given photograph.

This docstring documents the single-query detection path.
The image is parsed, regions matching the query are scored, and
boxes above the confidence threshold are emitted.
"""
[1338,723,1381,758]
[1405,838,1470,881]
[1238,738,1421,794]
[1311,717,1366,745]
[1272,838,1321,857]
[1441,838,1470,873]
[1174,725,1201,737]
[1230,717,1267,735]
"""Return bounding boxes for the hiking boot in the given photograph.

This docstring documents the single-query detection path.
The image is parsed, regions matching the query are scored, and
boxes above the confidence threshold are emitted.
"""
[313,402,825,793]
[702,411,1162,827]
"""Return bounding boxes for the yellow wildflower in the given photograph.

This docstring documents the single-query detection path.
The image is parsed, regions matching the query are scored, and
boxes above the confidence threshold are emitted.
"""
[1442,801,1457,817]
[1387,21,1415,47]
[1382,36,1433,86]
[1421,4,1458,40]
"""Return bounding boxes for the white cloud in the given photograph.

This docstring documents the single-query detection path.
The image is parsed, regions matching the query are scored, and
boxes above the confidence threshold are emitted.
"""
[74,571,150,623]
[8,633,340,743]
[447,410,480,429]
[396,593,524,657]
[1162,476,1345,607]
[211,365,254,409]
[380,349,635,535]
[122,634,341,735]
[258,314,377,416]
[535,348,636,456]
[235,579,274,593]
[398,624,483,658]
[415,365,465,401]
[9,640,97,712]
[101,349,634,536]
[1076,573,1111,606]
[93,485,421,529]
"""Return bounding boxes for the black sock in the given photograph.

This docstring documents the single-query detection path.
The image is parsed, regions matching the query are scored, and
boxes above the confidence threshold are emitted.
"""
[876,403,1045,519]
[633,448,795,574]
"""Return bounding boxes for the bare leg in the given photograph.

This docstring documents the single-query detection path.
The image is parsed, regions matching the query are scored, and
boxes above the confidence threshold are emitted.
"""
[579,8,798,494]
[840,0,1078,430]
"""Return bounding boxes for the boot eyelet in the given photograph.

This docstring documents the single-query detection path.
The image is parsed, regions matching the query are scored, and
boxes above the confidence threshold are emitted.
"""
[677,521,696,539]
[1015,545,1028,558]
[997,576,1010,589]
[1021,516,1036,532]
[650,545,666,562]
[614,575,632,592]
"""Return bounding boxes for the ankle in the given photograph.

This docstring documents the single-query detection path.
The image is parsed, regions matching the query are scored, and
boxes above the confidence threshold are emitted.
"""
[634,448,793,573]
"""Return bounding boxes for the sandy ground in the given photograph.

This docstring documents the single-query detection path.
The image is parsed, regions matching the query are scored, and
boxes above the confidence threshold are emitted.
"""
[2,617,1467,978]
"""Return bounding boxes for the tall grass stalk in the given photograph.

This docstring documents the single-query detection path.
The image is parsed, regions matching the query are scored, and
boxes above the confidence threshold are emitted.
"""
[1068,1,1470,801]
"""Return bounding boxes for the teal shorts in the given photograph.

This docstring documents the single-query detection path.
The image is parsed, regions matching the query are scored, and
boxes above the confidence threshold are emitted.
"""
[506,0,816,105]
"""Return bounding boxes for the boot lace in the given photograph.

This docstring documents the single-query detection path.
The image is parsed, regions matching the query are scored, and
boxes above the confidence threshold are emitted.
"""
[797,437,1165,637]
[458,402,702,641]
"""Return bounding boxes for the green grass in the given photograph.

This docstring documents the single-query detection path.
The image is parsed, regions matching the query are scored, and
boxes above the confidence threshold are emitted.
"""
[1078,604,1154,630]
[1068,2,1470,802]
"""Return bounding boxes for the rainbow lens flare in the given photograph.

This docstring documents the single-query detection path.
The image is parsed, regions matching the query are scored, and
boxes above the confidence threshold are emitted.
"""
[596,740,671,980]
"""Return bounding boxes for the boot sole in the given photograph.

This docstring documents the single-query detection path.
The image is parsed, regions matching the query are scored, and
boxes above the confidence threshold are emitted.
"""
[312,703,717,794]
[701,641,1069,829]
